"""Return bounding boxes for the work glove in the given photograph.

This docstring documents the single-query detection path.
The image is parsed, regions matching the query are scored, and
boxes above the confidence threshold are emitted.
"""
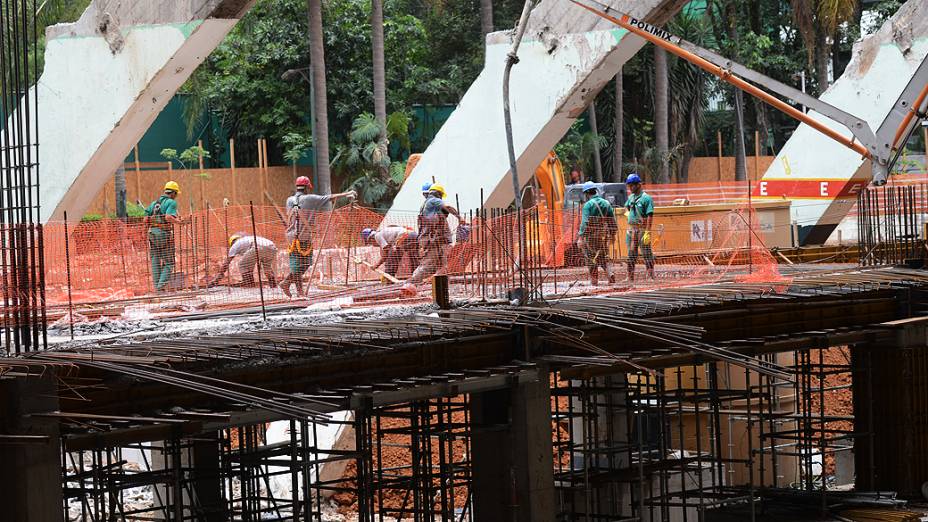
[641,231,652,246]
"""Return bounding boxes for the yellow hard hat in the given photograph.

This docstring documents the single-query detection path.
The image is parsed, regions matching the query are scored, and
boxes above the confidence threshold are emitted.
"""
[229,234,242,247]
[164,181,181,194]
[428,183,446,199]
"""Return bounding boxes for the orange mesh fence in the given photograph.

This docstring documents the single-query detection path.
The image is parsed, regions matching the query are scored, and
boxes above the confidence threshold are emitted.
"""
[36,196,793,328]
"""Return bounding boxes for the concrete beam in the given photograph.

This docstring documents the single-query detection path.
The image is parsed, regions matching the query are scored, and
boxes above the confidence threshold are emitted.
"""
[15,0,256,222]
[386,0,687,218]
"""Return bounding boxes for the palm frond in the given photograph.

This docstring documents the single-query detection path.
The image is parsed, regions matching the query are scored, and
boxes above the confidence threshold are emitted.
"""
[351,113,385,144]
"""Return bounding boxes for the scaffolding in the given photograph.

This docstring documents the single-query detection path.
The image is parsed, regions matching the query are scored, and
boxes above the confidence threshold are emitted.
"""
[550,347,861,521]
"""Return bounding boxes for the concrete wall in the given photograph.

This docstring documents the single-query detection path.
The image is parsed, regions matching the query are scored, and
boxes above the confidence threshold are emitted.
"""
[386,0,688,215]
[9,0,256,223]
[756,0,928,245]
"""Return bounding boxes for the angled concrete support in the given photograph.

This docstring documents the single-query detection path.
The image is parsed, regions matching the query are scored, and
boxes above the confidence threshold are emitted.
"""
[17,0,256,222]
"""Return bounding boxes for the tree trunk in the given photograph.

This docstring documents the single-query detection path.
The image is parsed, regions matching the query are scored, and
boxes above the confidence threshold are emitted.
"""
[724,1,747,181]
[612,71,623,182]
[733,89,748,181]
[814,29,830,94]
[654,46,670,184]
[307,0,332,195]
[371,0,387,131]
[480,0,494,38]
[115,165,127,219]
[679,147,692,184]
[588,102,603,183]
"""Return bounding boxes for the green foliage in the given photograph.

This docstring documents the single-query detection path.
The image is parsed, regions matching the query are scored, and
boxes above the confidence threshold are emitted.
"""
[161,146,210,171]
[554,121,607,176]
[282,132,313,164]
[126,202,147,219]
[332,111,411,207]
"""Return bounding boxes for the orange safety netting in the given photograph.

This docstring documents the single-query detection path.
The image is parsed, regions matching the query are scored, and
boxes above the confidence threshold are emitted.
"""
[34,195,790,327]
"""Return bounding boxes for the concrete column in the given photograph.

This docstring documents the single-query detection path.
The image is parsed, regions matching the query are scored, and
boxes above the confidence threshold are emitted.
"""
[470,371,556,522]
[0,374,63,522]
[152,432,225,521]
[191,433,225,521]
[853,318,928,496]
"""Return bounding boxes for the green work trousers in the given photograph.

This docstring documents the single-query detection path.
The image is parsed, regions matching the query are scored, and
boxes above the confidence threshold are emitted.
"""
[148,228,175,291]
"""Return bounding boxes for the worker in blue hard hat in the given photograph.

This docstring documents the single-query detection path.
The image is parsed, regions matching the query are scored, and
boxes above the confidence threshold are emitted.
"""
[622,173,655,281]
[361,225,419,278]
[577,181,617,285]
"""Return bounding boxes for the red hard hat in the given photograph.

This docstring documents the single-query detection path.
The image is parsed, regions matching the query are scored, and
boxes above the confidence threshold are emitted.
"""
[295,176,312,188]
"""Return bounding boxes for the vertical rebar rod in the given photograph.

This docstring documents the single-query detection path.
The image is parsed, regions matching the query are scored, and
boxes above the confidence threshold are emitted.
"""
[249,202,267,321]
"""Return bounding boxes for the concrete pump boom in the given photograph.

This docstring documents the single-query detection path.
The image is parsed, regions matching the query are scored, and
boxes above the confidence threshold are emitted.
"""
[570,0,928,187]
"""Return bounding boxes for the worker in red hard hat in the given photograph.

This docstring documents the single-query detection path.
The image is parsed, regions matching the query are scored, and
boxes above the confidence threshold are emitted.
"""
[278,176,356,297]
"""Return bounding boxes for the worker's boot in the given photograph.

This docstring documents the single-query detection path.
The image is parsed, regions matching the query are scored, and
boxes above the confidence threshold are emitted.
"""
[278,276,292,298]
[647,268,656,280]
[624,269,634,284]
[590,269,599,286]
[607,271,616,285]
[295,279,306,298]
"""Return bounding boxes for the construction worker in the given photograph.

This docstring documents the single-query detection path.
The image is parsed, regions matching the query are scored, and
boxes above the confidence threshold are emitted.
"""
[278,176,357,297]
[361,225,419,278]
[623,173,655,281]
[144,181,184,292]
[409,183,461,284]
[577,181,617,285]
[208,234,279,287]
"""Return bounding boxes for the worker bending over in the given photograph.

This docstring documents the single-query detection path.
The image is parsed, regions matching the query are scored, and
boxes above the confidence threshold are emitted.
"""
[409,183,460,284]
[361,225,419,278]
[144,181,184,292]
[623,173,655,281]
[577,181,617,285]
[208,234,278,287]
[278,176,357,297]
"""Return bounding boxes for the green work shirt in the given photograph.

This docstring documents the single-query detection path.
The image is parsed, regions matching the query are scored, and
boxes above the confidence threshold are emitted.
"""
[579,195,615,237]
[625,191,654,226]
[145,195,178,228]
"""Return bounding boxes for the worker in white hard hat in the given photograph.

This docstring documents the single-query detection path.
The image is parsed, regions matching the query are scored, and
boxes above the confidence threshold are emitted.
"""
[144,181,184,291]
[361,225,420,278]
[208,233,279,288]
[409,183,461,284]
[577,181,617,285]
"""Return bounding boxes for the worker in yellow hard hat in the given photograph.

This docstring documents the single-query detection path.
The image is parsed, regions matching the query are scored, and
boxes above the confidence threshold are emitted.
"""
[409,183,461,284]
[207,233,278,287]
[144,181,184,291]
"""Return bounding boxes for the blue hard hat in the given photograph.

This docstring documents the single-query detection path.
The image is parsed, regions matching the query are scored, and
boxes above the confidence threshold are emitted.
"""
[421,181,433,193]
[581,181,598,193]
[361,228,375,241]
[626,173,642,184]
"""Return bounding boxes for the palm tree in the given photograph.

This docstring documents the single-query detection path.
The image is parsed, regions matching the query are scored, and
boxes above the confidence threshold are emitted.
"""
[587,102,603,182]
[612,71,623,182]
[668,14,710,183]
[480,0,494,38]
[307,0,332,194]
[653,46,670,184]
[114,165,127,219]
[371,0,387,133]
[791,0,858,93]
